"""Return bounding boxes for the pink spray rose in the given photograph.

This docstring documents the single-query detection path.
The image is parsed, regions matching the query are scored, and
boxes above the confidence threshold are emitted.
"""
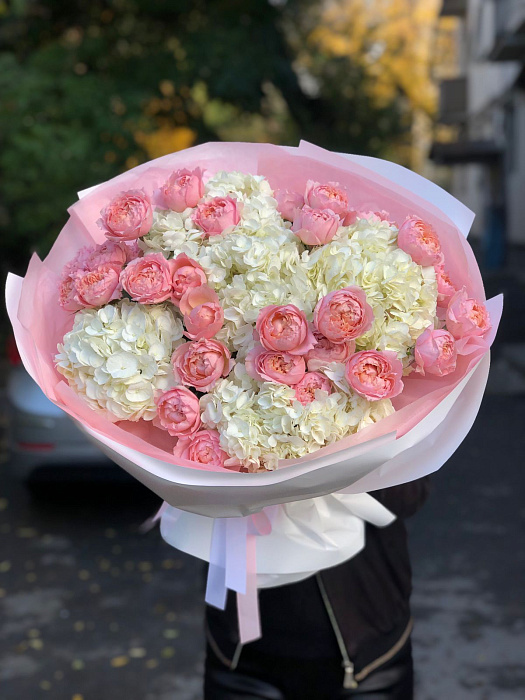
[158,168,204,212]
[154,386,201,437]
[59,276,83,312]
[73,263,122,308]
[192,196,240,236]
[170,253,207,304]
[305,332,355,371]
[172,339,232,392]
[294,372,332,405]
[314,286,374,344]
[446,288,491,339]
[120,253,173,304]
[345,350,404,401]
[292,206,340,246]
[305,181,349,217]
[414,327,457,377]
[256,304,316,355]
[397,216,442,267]
[179,285,224,341]
[245,345,306,386]
[435,265,457,308]
[275,189,304,221]
[99,189,153,241]
[173,429,228,467]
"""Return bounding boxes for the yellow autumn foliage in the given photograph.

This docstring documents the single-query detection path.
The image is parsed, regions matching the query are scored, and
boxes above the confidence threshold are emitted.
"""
[308,0,441,116]
[134,126,196,160]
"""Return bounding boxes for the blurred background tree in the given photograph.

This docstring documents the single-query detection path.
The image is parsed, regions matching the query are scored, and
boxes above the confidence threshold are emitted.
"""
[0,0,439,273]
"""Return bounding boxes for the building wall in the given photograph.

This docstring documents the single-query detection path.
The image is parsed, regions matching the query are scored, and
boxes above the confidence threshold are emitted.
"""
[442,0,525,245]
[506,90,525,244]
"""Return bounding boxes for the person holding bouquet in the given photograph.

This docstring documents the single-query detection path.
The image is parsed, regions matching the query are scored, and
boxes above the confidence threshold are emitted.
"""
[204,478,430,700]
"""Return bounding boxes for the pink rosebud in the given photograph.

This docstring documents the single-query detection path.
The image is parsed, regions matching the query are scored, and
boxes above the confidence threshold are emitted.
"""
[397,216,442,266]
[435,264,457,308]
[99,189,153,241]
[192,196,240,236]
[245,344,306,386]
[154,386,201,437]
[275,189,304,221]
[314,286,374,344]
[446,288,491,339]
[172,339,232,392]
[305,181,349,216]
[305,331,355,371]
[345,350,404,401]
[170,253,207,304]
[120,253,173,304]
[73,263,122,308]
[414,327,457,377]
[180,285,224,341]
[292,206,340,246]
[159,168,205,212]
[173,429,228,467]
[256,304,316,355]
[294,372,332,405]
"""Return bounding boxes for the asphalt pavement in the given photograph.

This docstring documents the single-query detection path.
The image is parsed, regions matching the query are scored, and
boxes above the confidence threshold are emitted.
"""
[0,361,524,700]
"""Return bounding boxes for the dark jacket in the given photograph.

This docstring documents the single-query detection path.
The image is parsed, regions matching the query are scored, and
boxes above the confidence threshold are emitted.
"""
[206,478,430,681]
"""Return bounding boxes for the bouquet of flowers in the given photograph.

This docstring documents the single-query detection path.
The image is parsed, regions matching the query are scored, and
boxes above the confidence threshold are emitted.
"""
[6,141,501,641]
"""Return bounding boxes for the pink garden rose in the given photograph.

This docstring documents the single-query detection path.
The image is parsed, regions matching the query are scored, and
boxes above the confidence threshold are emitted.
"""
[120,253,173,304]
[179,285,224,341]
[294,372,332,405]
[305,331,355,371]
[172,339,232,392]
[345,350,404,401]
[446,288,491,339]
[245,345,306,386]
[73,263,122,308]
[159,168,204,212]
[154,386,201,437]
[170,253,207,304]
[275,189,304,221]
[414,327,457,377]
[305,181,349,216]
[173,429,228,467]
[192,196,240,236]
[99,189,153,241]
[292,206,340,246]
[397,216,442,267]
[435,265,457,307]
[256,304,316,355]
[314,286,374,344]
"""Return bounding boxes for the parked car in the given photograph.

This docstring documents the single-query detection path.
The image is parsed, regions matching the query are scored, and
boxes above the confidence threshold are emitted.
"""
[6,336,117,483]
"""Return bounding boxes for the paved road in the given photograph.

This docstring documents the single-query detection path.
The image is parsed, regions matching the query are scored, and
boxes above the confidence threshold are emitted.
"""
[0,391,524,699]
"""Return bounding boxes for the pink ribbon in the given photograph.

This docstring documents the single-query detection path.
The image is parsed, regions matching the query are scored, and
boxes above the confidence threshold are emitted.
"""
[205,507,277,644]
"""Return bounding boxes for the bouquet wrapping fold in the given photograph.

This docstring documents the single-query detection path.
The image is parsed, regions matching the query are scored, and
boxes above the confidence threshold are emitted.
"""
[6,141,501,642]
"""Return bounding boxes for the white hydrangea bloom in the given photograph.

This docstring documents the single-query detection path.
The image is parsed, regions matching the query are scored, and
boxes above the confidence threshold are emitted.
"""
[200,366,394,472]
[139,209,202,257]
[56,300,183,422]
